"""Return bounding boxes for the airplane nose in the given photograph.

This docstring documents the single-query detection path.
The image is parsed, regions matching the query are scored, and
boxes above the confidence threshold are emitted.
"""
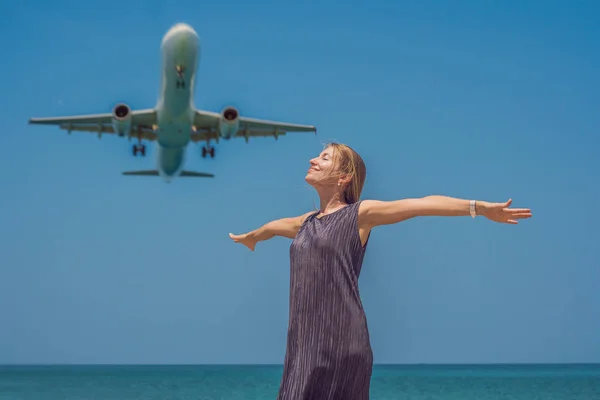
[162,23,199,44]
[170,23,197,36]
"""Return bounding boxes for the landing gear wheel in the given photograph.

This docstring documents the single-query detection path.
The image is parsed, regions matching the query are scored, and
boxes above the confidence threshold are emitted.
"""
[132,144,147,157]
[201,146,215,158]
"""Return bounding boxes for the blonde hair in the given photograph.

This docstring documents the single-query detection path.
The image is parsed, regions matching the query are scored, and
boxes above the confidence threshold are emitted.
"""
[324,141,367,204]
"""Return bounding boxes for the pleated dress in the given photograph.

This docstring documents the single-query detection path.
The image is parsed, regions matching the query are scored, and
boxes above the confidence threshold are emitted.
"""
[277,200,373,400]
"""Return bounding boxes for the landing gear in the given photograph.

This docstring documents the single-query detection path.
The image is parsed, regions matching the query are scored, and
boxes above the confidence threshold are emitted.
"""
[202,145,215,158]
[176,65,185,89]
[132,126,148,157]
[133,144,146,156]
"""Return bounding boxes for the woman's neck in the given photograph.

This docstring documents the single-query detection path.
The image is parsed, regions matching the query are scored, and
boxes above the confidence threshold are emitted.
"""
[318,192,347,214]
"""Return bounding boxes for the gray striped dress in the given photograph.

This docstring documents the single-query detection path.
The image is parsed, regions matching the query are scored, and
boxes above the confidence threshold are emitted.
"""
[277,200,373,400]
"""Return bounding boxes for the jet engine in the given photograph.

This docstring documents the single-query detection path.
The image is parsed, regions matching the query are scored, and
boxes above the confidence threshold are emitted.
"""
[218,106,240,139]
[112,103,132,136]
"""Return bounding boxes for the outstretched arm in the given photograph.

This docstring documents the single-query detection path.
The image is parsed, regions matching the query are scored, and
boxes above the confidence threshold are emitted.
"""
[359,196,532,229]
[229,211,314,251]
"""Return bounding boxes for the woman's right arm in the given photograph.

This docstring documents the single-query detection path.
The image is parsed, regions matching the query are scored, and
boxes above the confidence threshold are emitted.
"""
[229,211,314,251]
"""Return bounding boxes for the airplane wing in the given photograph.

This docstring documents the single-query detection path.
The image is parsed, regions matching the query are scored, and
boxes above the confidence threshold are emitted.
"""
[28,108,158,141]
[191,109,316,143]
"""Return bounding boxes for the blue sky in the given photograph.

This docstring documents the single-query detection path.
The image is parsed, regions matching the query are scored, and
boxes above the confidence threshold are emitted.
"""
[1,0,599,365]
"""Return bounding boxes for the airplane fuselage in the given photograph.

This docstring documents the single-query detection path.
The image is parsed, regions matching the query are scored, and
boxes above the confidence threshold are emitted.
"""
[154,23,200,181]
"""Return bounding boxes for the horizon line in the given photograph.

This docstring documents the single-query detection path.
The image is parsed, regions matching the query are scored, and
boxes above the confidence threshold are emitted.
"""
[2,362,599,367]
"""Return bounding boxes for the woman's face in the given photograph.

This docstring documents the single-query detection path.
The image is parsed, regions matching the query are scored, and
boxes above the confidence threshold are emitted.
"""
[305,146,337,186]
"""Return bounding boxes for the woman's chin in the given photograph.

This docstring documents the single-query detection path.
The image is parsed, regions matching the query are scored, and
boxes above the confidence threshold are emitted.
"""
[305,173,317,186]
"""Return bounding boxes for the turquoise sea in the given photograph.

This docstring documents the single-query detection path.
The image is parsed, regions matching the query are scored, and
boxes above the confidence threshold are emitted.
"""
[1,364,599,399]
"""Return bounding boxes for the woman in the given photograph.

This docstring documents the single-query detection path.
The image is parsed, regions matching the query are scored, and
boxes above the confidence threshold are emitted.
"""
[229,142,532,399]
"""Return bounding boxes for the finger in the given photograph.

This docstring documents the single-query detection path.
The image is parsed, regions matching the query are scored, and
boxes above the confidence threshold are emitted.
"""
[507,208,531,213]
[506,213,532,219]
[504,198,513,207]
[507,210,532,215]
[514,214,532,219]
[504,209,531,216]
[506,220,518,224]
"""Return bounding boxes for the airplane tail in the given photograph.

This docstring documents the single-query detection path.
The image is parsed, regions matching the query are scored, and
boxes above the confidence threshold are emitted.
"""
[122,170,214,178]
[179,171,215,178]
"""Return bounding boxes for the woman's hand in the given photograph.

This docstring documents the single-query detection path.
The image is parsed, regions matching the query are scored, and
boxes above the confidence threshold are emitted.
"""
[478,199,532,224]
[229,232,257,251]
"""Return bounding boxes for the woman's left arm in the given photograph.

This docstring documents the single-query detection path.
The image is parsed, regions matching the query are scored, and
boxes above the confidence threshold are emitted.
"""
[359,196,532,229]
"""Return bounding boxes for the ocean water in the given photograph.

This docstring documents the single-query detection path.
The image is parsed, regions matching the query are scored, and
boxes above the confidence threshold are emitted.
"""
[0,364,599,399]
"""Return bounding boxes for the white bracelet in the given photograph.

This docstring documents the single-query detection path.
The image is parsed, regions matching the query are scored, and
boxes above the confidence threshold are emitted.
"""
[469,200,477,218]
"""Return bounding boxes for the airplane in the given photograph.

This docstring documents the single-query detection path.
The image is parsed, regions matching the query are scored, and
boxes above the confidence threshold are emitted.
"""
[28,23,317,182]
